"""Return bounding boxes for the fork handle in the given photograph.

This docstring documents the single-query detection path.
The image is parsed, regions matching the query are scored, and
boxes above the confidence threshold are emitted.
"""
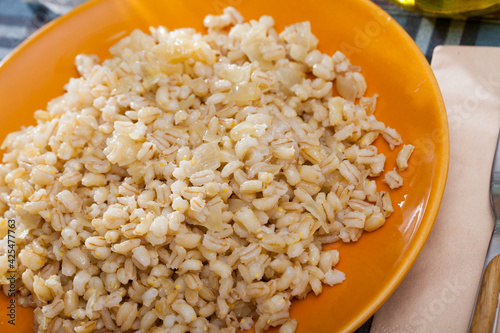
[470,254,500,333]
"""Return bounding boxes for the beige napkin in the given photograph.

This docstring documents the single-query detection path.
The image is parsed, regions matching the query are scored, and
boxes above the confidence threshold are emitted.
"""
[371,46,500,333]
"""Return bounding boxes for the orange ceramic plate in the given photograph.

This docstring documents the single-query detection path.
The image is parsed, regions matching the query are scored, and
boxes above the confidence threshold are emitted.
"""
[0,0,448,332]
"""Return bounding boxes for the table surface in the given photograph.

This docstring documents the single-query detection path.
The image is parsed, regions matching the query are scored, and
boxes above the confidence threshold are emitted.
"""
[0,0,499,332]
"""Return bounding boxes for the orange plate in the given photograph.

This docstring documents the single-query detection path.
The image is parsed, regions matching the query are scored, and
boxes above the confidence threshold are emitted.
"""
[0,0,448,332]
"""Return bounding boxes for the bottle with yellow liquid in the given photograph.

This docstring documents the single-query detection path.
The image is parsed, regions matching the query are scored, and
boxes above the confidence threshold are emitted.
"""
[386,0,500,17]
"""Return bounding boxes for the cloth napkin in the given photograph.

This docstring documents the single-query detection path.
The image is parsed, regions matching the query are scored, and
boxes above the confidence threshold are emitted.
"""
[371,46,500,333]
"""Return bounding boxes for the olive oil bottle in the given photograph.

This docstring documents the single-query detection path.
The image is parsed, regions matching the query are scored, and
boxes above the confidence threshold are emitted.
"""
[386,0,500,17]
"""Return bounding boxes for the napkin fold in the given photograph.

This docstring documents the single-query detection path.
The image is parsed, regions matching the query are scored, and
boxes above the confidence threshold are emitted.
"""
[371,46,500,333]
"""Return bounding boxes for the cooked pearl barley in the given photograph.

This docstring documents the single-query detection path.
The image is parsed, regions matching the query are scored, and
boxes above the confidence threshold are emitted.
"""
[116,302,138,330]
[364,210,386,232]
[175,233,202,249]
[42,299,64,318]
[172,197,189,212]
[64,290,78,317]
[239,180,264,193]
[172,299,197,323]
[19,249,44,271]
[150,215,169,237]
[112,238,141,254]
[383,168,404,190]
[0,7,410,333]
[132,245,151,268]
[396,144,415,171]
[141,287,159,307]
[234,207,262,234]
[73,270,92,296]
[382,127,403,150]
[280,319,298,333]
[61,227,80,248]
[209,260,232,279]
[66,248,90,270]
[324,269,346,286]
[339,160,361,184]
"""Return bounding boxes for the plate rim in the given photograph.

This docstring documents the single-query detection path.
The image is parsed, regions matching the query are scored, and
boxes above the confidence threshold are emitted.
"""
[0,0,450,331]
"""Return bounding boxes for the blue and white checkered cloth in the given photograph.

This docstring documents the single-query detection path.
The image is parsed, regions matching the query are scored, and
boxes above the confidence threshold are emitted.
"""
[2,0,500,62]
[0,0,55,59]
